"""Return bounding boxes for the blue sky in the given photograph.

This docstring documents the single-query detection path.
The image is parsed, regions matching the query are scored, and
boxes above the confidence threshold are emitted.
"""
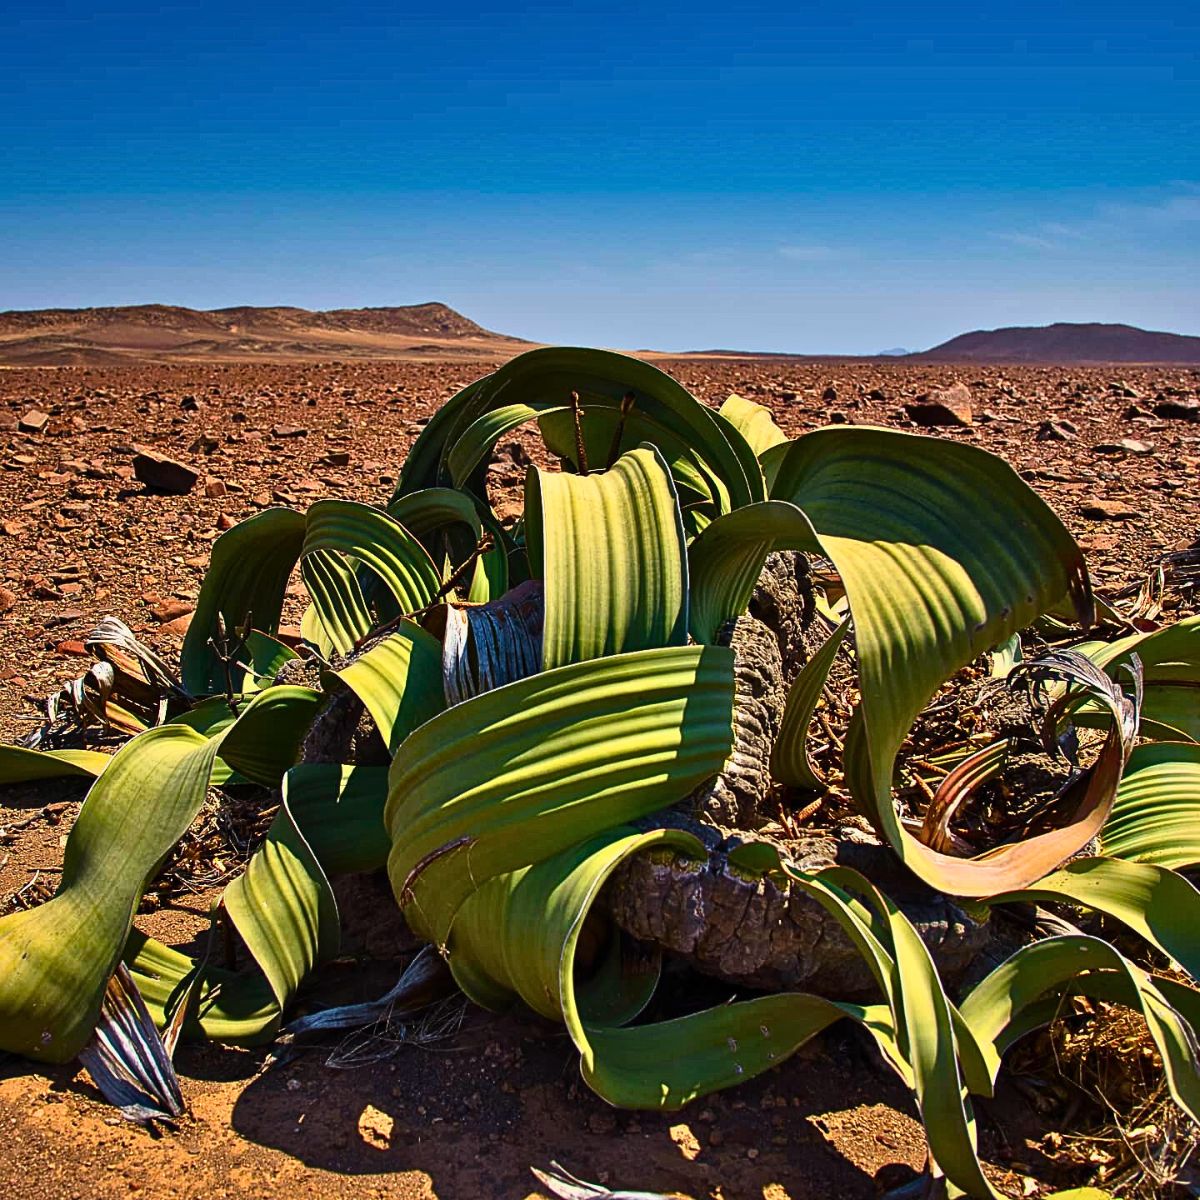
[2,1,1197,352]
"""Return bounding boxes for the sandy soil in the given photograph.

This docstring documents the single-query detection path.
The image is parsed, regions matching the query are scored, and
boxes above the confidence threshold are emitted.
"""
[1,355,1198,1199]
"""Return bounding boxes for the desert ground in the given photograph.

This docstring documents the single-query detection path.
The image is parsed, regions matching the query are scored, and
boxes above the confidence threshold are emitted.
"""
[1,354,1198,1199]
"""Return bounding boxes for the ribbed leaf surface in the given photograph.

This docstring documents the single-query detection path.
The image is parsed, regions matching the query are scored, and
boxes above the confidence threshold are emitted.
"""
[765,425,1095,895]
[385,645,734,946]
[181,509,306,694]
[1102,741,1200,868]
[526,447,689,670]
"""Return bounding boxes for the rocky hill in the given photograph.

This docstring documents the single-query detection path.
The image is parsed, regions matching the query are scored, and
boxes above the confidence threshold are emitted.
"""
[0,303,525,365]
[914,322,1200,364]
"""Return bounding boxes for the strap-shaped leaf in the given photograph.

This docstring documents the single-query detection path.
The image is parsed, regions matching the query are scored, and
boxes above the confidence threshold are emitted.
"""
[1075,614,1200,741]
[283,763,391,875]
[771,618,851,789]
[127,761,356,1046]
[215,685,324,787]
[0,726,219,1061]
[384,644,735,947]
[222,787,341,1021]
[387,486,508,602]
[717,393,787,458]
[0,745,112,783]
[301,499,441,620]
[525,446,689,670]
[961,934,1200,1125]
[181,508,306,695]
[539,407,718,506]
[447,402,567,488]
[394,346,761,512]
[989,855,1200,979]
[686,499,818,643]
[1101,741,1200,868]
[300,548,373,656]
[334,622,445,753]
[764,426,1095,895]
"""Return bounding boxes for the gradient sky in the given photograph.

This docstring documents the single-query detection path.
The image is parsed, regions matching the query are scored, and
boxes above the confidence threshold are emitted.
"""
[2,1,1198,352]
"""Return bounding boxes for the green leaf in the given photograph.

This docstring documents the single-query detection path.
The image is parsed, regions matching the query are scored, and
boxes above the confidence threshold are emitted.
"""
[771,618,851,789]
[447,401,567,489]
[395,346,761,512]
[525,446,690,670]
[686,500,818,643]
[961,934,1200,1125]
[1075,614,1200,742]
[129,761,351,1046]
[385,644,735,947]
[0,745,112,783]
[283,763,391,875]
[301,548,371,656]
[0,726,219,1061]
[222,780,341,1022]
[765,425,1097,896]
[215,685,324,787]
[387,486,508,602]
[717,393,787,458]
[238,631,299,693]
[181,508,306,695]
[334,622,445,752]
[1101,741,1200,868]
[301,499,441,623]
[990,856,1200,980]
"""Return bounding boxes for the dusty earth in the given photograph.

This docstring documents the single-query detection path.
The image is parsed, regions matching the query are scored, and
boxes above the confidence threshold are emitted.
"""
[1,355,1198,1200]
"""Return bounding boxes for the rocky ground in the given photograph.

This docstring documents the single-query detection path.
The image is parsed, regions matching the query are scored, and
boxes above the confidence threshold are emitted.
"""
[1,356,1198,1200]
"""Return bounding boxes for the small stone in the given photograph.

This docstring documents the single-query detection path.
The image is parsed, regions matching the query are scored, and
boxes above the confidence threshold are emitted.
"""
[1036,419,1078,441]
[217,513,237,530]
[322,450,351,467]
[132,447,199,495]
[822,385,838,402]
[46,609,86,626]
[1081,499,1140,521]
[1093,439,1153,455]
[203,477,228,498]
[19,409,49,433]
[0,585,15,614]
[150,598,195,622]
[271,425,308,439]
[904,381,973,427]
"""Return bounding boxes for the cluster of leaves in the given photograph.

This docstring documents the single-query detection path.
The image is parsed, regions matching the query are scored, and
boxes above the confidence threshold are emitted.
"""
[1,347,1199,1198]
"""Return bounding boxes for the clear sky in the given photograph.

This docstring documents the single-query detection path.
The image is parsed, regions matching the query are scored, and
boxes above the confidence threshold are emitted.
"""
[2,1,1197,353]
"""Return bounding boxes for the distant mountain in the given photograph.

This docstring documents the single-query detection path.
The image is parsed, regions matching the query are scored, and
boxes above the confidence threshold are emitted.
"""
[913,322,1200,364]
[0,302,527,365]
[876,347,910,357]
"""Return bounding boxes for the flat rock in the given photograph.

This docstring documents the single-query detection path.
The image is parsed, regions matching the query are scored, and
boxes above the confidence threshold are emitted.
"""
[1154,399,1200,421]
[905,381,973,427]
[1081,499,1140,521]
[1093,439,1153,455]
[18,409,49,433]
[1036,418,1078,441]
[132,447,199,494]
[149,597,195,622]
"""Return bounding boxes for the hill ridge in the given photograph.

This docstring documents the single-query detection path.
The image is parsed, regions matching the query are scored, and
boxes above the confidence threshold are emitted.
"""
[913,321,1200,364]
[0,302,523,365]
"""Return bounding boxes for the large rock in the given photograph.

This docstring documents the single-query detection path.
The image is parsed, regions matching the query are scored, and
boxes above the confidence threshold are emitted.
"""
[905,381,974,427]
[1154,398,1200,421]
[132,446,199,495]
